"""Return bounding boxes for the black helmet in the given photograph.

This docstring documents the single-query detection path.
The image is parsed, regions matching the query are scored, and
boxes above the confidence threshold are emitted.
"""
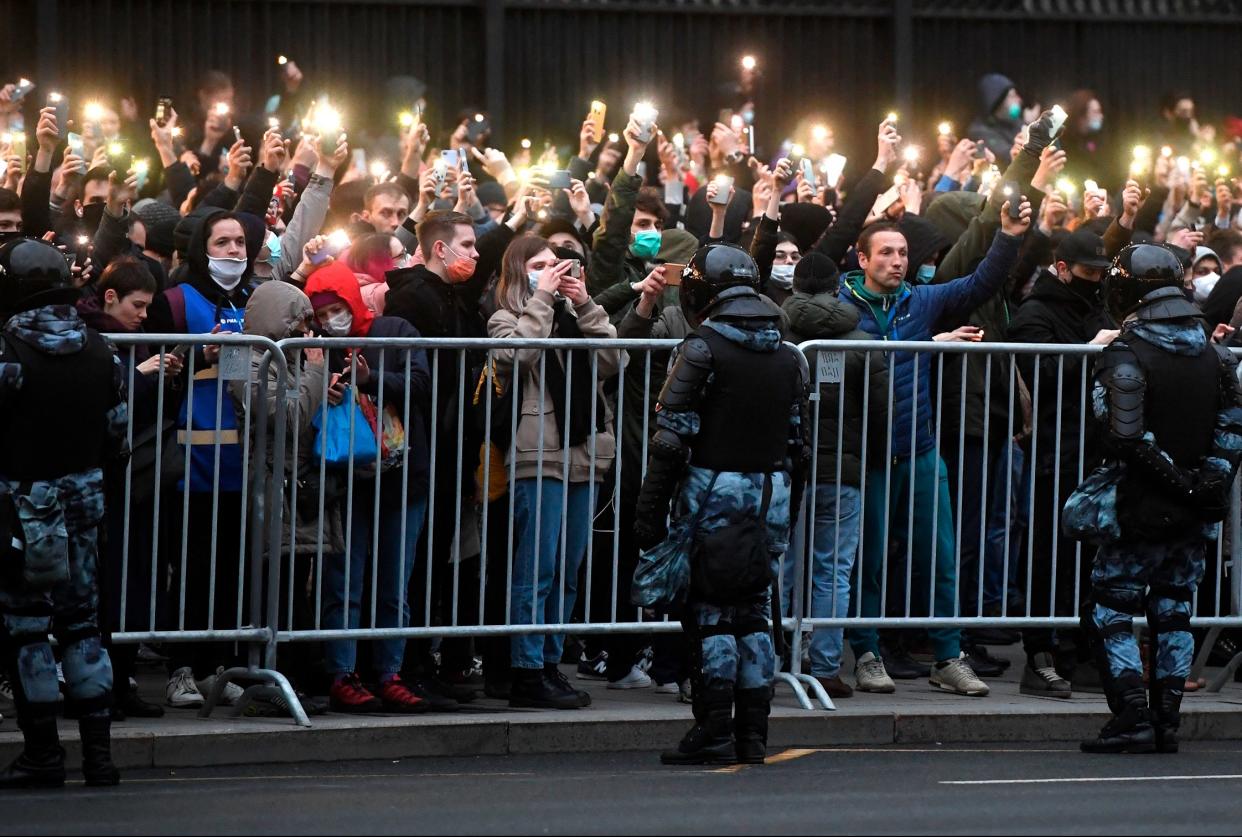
[0,237,75,318]
[679,244,760,322]
[1102,243,1184,323]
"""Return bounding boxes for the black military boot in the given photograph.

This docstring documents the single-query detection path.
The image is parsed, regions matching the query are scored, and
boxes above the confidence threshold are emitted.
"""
[733,687,771,765]
[78,714,121,787]
[1151,676,1184,754]
[0,704,66,789]
[1081,686,1157,754]
[661,685,734,765]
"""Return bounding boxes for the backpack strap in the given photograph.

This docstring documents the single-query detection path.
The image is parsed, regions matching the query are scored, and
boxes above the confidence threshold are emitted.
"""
[164,285,187,333]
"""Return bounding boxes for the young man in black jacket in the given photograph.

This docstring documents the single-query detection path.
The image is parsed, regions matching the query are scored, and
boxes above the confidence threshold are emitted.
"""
[1007,228,1117,698]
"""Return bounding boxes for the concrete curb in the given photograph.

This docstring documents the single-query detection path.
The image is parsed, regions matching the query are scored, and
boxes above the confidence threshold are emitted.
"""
[6,704,1242,770]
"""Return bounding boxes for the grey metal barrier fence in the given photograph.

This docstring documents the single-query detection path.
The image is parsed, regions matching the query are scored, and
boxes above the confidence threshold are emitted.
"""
[96,334,1242,725]
[103,333,304,724]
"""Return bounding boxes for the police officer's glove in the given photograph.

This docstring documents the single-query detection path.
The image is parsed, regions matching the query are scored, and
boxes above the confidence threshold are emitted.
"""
[633,517,669,552]
[1023,109,1061,158]
[1191,467,1232,522]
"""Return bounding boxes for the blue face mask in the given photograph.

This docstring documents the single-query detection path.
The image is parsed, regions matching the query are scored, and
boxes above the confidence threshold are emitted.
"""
[266,233,282,267]
[916,263,936,284]
[528,271,541,292]
[630,229,662,261]
[1007,102,1022,121]
[1087,117,1103,133]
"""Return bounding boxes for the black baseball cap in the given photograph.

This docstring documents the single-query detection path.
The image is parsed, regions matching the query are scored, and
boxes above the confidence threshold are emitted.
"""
[1055,228,1111,269]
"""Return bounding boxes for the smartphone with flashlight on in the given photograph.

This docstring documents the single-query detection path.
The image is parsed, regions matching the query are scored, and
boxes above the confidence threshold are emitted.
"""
[155,97,173,128]
[1002,180,1023,218]
[588,100,607,143]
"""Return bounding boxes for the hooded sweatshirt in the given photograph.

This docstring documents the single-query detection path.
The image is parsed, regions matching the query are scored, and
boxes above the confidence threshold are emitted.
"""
[304,262,431,486]
[968,73,1022,165]
[145,209,255,336]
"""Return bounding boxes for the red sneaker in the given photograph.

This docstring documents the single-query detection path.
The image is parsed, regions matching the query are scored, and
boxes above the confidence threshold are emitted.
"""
[329,673,383,713]
[378,677,431,713]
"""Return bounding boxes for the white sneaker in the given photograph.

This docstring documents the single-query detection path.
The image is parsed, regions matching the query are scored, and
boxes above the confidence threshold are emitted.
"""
[606,665,653,690]
[166,667,205,708]
[854,651,897,693]
[197,667,246,706]
[653,680,682,695]
[930,653,990,697]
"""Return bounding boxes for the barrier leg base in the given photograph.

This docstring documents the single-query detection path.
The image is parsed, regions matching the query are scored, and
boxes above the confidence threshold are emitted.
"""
[198,666,311,727]
[1207,651,1242,694]
[792,672,836,711]
[774,672,814,711]
[1190,626,1221,683]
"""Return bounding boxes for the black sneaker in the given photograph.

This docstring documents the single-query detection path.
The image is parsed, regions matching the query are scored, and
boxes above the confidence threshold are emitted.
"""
[119,682,165,718]
[509,669,581,710]
[576,650,609,681]
[962,642,1008,678]
[545,665,591,707]
[879,645,931,679]
[404,677,461,712]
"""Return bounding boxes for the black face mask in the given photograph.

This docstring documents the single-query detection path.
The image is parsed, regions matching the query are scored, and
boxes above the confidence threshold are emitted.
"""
[1067,275,1100,302]
[0,230,23,246]
[1174,114,1193,131]
[79,203,107,237]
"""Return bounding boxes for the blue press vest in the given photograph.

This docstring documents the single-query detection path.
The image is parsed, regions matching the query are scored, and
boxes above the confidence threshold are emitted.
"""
[176,283,246,493]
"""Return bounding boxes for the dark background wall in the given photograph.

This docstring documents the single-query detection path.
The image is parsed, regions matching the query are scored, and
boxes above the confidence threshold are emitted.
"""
[3,0,1241,169]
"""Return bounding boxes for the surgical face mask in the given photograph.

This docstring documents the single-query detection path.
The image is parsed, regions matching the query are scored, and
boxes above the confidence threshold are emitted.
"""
[630,229,662,261]
[528,271,541,292]
[1007,102,1022,121]
[769,264,795,289]
[916,263,936,284]
[741,108,755,126]
[441,243,476,282]
[208,255,247,291]
[265,233,282,267]
[1087,117,1103,133]
[1193,271,1220,304]
[322,309,353,337]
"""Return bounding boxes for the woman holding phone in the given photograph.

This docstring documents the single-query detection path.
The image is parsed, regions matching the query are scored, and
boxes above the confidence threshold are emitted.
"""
[487,236,621,709]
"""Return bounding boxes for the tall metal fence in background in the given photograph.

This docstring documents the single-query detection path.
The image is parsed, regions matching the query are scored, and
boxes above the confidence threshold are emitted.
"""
[6,0,1242,179]
[97,333,1242,726]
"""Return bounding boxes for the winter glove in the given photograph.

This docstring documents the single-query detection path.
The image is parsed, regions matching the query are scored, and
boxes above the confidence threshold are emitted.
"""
[1024,109,1062,158]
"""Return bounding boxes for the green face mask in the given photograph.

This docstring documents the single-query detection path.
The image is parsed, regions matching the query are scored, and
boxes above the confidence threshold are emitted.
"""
[1008,102,1022,121]
[630,229,662,260]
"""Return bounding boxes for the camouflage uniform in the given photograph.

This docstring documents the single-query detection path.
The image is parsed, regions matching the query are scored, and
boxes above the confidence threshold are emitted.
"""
[676,467,791,691]
[1065,298,1242,753]
[0,302,127,786]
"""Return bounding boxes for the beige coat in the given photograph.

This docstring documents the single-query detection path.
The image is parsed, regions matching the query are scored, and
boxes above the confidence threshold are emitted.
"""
[487,289,621,483]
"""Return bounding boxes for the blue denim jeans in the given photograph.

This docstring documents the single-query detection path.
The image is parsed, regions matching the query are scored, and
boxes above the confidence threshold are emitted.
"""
[323,472,428,675]
[509,478,594,670]
[783,484,862,678]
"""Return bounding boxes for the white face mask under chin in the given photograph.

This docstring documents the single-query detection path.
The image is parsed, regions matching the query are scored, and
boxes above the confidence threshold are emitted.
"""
[208,256,248,291]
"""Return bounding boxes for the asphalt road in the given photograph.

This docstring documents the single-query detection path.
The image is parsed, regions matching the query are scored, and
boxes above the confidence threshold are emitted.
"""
[8,742,1242,834]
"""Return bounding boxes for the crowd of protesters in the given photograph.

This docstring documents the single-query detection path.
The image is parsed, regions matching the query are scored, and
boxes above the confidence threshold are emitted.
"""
[2,63,1242,722]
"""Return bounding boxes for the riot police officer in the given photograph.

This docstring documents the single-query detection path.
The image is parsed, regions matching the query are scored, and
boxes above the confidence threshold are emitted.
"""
[0,238,126,787]
[1066,243,1242,754]
[634,244,810,765]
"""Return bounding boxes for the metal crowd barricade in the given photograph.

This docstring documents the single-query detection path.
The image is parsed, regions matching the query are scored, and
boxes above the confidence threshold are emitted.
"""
[97,332,1242,727]
[782,338,1242,709]
[104,333,305,724]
